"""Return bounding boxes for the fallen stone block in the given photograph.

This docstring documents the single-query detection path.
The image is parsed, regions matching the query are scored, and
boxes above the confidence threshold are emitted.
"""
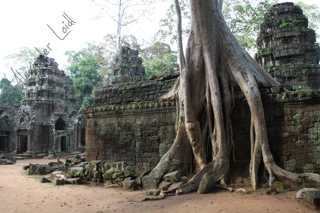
[0,154,16,165]
[296,188,320,210]
[67,166,84,178]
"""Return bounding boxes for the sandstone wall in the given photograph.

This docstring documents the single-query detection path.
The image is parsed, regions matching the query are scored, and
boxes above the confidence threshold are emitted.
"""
[86,63,177,174]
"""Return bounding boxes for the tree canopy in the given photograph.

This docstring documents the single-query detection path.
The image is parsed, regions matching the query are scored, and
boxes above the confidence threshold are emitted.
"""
[0,78,23,106]
[66,45,103,110]
[141,42,178,78]
[157,0,320,53]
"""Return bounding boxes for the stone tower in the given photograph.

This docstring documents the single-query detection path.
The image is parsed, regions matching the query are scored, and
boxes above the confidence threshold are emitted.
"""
[110,46,146,84]
[256,2,320,90]
[15,55,81,155]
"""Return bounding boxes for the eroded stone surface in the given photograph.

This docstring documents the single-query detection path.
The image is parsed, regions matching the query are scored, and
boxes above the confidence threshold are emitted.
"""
[85,47,178,175]
[0,54,84,157]
[256,2,320,90]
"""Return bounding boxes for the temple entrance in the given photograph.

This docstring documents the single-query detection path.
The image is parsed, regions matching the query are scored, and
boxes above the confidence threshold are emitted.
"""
[0,132,9,152]
[81,128,85,146]
[55,118,66,131]
[17,135,28,154]
[60,136,67,152]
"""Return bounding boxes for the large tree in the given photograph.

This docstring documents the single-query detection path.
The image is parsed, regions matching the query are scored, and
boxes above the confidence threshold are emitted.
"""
[0,78,23,106]
[157,0,320,53]
[66,45,103,110]
[143,0,320,194]
[142,42,178,78]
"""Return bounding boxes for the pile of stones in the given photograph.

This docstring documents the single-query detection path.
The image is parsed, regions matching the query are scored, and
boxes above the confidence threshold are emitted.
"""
[296,188,320,210]
[24,161,66,176]
[0,153,16,165]
[24,154,142,190]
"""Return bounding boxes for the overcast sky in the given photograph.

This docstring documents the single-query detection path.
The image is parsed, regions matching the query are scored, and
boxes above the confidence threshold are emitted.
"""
[0,0,319,82]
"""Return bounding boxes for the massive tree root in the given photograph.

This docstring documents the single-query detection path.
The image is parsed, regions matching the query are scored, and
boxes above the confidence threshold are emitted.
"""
[143,0,320,194]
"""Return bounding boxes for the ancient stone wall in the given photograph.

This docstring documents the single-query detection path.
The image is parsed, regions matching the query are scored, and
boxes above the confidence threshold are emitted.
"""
[255,2,320,173]
[231,90,320,174]
[256,2,320,90]
[86,47,177,174]
[86,3,320,176]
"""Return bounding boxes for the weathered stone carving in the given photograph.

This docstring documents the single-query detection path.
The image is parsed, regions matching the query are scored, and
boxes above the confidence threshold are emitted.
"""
[0,54,84,156]
[256,2,320,90]
[110,46,146,83]
[86,4,320,178]
[85,47,178,175]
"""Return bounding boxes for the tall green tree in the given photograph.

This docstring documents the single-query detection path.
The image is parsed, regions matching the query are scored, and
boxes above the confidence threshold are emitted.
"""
[0,78,23,106]
[66,45,103,110]
[224,0,278,52]
[141,42,178,78]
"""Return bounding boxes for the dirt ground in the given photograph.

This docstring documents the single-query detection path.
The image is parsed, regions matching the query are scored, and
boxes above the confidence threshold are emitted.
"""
[0,160,317,213]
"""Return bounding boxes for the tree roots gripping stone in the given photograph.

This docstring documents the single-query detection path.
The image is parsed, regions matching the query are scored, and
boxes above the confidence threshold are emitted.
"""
[142,0,320,195]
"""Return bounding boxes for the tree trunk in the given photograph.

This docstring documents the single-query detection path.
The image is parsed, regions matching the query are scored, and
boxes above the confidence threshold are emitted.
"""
[143,0,320,194]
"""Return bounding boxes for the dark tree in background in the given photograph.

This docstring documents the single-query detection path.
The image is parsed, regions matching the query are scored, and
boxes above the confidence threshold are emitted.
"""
[0,78,23,106]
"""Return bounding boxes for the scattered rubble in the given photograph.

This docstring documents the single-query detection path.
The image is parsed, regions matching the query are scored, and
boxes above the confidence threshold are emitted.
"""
[41,171,82,185]
[24,154,143,189]
[0,154,16,165]
[296,188,320,210]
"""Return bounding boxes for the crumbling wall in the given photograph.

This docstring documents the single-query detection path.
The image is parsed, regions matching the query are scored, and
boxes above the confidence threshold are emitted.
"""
[86,47,177,174]
[86,3,320,176]
[255,2,320,173]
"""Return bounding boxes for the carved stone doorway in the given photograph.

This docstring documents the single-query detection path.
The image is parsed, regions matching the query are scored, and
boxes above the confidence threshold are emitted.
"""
[17,135,28,154]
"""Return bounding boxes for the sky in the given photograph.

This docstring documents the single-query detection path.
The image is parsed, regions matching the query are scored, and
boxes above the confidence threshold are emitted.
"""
[0,0,319,82]
[0,0,168,81]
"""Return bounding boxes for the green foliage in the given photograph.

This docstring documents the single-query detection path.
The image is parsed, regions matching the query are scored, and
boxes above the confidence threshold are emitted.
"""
[158,0,320,54]
[0,78,23,106]
[66,45,102,110]
[142,42,178,78]
[157,0,277,52]
[279,20,291,29]
[224,0,278,52]
[80,96,94,111]
[143,52,177,78]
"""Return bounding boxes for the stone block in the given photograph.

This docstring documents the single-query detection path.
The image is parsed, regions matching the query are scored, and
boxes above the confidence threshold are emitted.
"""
[296,188,320,209]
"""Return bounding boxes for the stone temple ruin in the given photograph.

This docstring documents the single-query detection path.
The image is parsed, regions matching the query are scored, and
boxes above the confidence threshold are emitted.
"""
[256,2,320,90]
[0,106,17,153]
[255,2,320,173]
[86,2,320,177]
[0,1,320,180]
[0,55,84,157]
[86,47,178,174]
